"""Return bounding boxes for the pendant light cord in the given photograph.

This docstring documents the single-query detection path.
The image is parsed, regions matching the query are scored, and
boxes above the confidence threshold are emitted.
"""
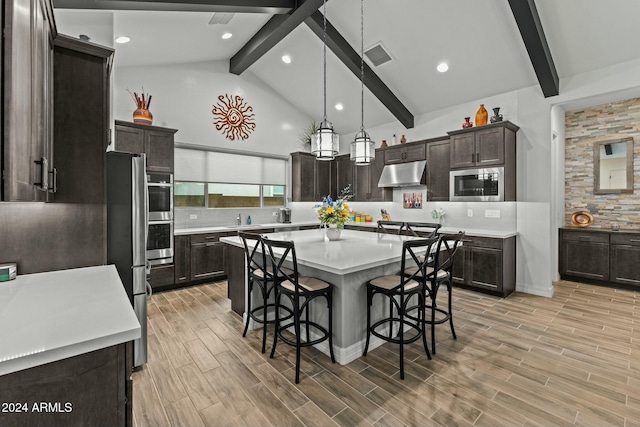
[360,0,365,132]
[322,0,328,124]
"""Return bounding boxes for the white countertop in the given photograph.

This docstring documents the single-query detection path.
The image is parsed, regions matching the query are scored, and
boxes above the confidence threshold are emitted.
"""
[221,229,420,275]
[175,221,321,235]
[0,265,141,376]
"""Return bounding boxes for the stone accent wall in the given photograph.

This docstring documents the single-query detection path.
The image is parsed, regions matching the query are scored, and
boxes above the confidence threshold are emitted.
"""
[565,97,640,230]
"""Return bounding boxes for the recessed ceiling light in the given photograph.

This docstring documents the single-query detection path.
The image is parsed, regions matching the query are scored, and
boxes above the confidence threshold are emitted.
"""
[281,55,291,64]
[115,36,130,44]
[221,32,233,40]
[335,103,343,111]
[437,62,449,73]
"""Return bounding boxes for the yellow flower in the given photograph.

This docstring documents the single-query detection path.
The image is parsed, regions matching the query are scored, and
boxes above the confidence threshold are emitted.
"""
[343,203,349,211]
[325,206,335,214]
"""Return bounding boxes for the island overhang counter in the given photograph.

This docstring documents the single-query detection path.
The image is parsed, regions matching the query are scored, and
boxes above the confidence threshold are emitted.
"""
[222,228,423,364]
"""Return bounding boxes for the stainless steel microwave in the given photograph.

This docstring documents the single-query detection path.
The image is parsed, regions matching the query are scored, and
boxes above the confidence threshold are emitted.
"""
[450,167,504,202]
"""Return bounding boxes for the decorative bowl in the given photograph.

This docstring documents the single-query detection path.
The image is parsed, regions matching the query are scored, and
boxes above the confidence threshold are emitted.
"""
[571,211,594,227]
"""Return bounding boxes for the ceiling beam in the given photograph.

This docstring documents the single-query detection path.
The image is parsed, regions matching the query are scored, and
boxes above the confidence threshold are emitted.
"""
[305,11,414,129]
[229,0,325,75]
[508,0,559,97]
[53,0,295,14]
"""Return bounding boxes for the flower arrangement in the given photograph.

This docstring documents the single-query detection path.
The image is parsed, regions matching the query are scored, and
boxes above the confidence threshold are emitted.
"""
[315,185,353,228]
[431,207,446,223]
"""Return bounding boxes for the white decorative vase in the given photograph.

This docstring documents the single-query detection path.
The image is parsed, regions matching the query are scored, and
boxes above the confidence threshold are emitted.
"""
[326,224,342,241]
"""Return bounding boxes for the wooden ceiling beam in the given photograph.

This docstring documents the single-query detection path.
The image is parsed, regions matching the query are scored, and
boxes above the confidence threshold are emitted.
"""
[508,0,559,97]
[305,11,414,129]
[229,0,325,75]
[53,0,295,14]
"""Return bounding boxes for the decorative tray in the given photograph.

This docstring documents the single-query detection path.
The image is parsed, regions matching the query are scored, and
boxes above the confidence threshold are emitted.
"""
[571,211,594,227]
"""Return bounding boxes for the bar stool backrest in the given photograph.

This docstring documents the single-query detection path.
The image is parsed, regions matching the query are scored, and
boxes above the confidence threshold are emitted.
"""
[238,231,268,278]
[261,237,302,292]
[405,222,442,238]
[430,231,465,280]
[400,237,438,295]
[377,220,407,235]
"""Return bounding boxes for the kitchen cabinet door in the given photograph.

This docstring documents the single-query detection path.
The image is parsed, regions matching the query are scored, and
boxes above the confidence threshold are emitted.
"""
[426,138,450,201]
[468,246,503,292]
[354,163,370,201]
[403,144,426,162]
[384,146,405,164]
[449,133,476,169]
[114,124,144,154]
[611,244,640,286]
[560,239,609,281]
[368,153,392,201]
[315,158,332,200]
[191,241,227,281]
[333,154,353,198]
[291,152,317,202]
[145,129,174,173]
[148,264,175,289]
[475,126,505,166]
[174,235,191,284]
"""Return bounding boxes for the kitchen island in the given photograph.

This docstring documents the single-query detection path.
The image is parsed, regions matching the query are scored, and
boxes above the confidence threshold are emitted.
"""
[222,228,425,364]
[0,265,140,427]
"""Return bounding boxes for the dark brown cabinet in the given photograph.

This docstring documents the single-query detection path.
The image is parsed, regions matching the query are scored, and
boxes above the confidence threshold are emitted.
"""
[332,154,354,198]
[114,121,177,173]
[2,0,56,201]
[355,153,392,201]
[448,121,518,170]
[189,232,233,281]
[384,143,426,165]
[425,137,450,201]
[452,235,516,297]
[174,234,191,284]
[148,264,175,289]
[291,152,333,201]
[560,228,640,288]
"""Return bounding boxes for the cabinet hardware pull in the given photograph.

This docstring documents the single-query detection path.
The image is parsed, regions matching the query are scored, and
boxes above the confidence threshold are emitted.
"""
[630,239,640,243]
[476,153,479,163]
[48,168,57,193]
[205,242,218,247]
[34,157,49,191]
[205,236,217,239]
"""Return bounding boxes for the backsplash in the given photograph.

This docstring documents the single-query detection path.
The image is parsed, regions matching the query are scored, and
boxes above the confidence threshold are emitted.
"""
[565,97,640,230]
[174,207,285,229]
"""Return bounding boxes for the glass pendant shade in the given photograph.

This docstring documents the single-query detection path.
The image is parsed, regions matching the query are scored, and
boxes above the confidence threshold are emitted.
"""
[350,130,375,165]
[311,119,339,160]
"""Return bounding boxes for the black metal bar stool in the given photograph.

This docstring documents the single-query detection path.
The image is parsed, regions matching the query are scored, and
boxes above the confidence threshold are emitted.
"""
[238,232,293,353]
[405,222,441,238]
[262,237,335,384]
[377,220,407,235]
[363,238,436,379]
[406,231,465,354]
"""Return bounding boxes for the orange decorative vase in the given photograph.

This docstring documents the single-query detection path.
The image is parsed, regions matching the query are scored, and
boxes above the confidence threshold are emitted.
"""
[133,108,153,125]
[475,104,488,126]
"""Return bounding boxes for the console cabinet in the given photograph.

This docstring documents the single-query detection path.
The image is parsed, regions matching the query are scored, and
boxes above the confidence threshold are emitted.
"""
[559,228,640,287]
[114,121,177,173]
[452,235,516,297]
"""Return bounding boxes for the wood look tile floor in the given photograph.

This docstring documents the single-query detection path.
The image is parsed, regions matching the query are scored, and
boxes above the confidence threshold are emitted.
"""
[132,280,640,427]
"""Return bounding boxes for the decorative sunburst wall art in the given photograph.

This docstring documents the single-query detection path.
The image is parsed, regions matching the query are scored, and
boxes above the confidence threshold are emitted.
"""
[211,94,256,140]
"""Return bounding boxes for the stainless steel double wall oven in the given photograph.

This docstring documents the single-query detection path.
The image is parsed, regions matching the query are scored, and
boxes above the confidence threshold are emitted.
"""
[147,173,174,265]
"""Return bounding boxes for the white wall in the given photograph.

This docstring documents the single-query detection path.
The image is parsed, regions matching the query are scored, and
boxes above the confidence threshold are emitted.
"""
[113,60,312,157]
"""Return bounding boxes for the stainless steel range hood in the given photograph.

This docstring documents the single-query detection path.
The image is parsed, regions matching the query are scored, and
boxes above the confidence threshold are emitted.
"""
[377,160,427,187]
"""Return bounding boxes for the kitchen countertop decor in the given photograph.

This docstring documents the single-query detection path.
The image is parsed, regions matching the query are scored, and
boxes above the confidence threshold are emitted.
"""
[0,265,140,376]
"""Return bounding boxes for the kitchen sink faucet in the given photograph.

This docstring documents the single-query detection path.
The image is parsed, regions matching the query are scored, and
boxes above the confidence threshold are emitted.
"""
[236,213,241,225]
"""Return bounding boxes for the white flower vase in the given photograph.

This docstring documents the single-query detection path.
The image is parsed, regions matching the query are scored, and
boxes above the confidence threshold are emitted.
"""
[326,224,342,241]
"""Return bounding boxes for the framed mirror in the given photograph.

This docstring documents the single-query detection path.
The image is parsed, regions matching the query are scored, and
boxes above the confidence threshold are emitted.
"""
[594,137,634,194]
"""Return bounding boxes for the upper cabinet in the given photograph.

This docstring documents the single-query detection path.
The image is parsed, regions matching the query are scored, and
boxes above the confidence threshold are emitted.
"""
[425,137,450,201]
[2,0,56,201]
[354,153,392,202]
[291,152,333,202]
[114,121,178,173]
[383,142,426,165]
[448,121,519,170]
[332,154,354,199]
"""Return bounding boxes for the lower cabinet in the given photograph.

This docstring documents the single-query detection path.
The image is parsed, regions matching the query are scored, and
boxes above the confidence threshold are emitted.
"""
[452,236,516,297]
[148,264,175,290]
[174,235,191,284]
[560,228,640,287]
[190,233,230,281]
[0,342,132,427]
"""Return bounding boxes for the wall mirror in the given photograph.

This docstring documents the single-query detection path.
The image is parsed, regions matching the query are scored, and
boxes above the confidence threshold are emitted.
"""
[594,137,634,194]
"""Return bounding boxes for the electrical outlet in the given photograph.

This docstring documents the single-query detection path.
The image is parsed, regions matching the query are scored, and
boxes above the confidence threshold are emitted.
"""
[485,209,501,218]
[273,211,279,217]
[189,214,198,220]
[467,209,473,217]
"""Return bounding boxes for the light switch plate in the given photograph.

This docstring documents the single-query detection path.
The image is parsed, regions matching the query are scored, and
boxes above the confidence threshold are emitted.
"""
[190,214,198,220]
[467,209,473,217]
[485,209,501,218]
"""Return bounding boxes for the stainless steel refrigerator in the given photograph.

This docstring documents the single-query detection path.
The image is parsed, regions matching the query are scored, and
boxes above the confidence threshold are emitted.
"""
[107,151,150,368]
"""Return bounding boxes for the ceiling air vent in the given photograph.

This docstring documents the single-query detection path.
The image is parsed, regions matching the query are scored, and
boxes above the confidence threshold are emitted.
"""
[208,13,235,25]
[364,42,392,67]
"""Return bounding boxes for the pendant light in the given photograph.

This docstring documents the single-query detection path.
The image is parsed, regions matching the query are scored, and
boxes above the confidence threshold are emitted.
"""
[350,0,375,165]
[311,0,339,161]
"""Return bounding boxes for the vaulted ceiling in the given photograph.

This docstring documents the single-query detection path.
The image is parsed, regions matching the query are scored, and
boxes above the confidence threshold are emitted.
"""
[54,0,640,135]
